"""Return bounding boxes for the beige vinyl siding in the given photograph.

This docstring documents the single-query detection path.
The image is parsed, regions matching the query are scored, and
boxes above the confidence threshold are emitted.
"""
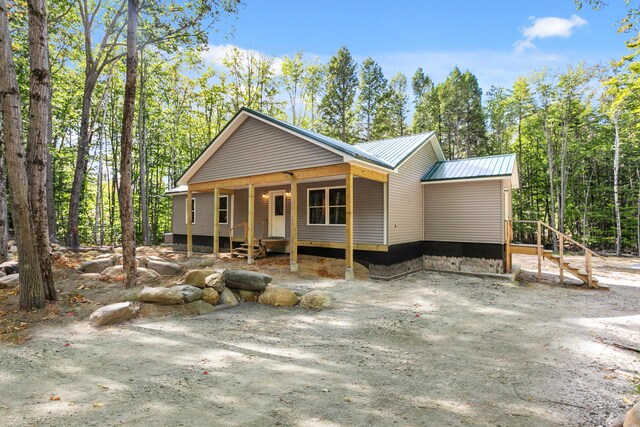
[296,178,384,244]
[423,179,504,244]
[171,193,231,237]
[232,185,292,239]
[189,117,343,183]
[388,142,438,245]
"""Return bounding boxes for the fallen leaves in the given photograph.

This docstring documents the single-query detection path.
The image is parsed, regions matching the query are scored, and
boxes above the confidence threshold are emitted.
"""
[49,395,60,401]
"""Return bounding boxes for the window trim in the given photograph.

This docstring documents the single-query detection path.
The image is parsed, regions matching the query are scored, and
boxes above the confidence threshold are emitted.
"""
[185,196,196,224]
[218,195,229,225]
[306,186,346,226]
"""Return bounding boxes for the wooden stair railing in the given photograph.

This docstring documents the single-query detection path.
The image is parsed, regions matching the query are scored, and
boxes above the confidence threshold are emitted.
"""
[506,220,605,289]
[228,221,247,254]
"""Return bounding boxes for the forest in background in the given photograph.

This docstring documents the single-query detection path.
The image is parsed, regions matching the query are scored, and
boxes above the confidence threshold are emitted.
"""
[1,0,639,260]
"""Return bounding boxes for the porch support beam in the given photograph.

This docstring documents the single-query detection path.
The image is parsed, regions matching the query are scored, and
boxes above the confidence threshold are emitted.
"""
[345,170,354,280]
[186,189,193,257]
[349,164,388,183]
[213,187,220,256]
[247,183,255,264]
[187,162,391,192]
[290,175,298,272]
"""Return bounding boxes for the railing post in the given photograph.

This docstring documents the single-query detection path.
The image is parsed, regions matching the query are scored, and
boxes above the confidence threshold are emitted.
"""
[537,221,542,283]
[586,251,592,287]
[559,234,564,285]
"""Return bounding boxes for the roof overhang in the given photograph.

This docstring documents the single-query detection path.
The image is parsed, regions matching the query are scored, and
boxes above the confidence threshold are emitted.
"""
[391,132,445,172]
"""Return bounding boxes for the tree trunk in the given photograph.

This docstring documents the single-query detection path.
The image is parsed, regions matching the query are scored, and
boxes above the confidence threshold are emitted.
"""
[0,141,8,263]
[613,113,621,256]
[66,72,98,251]
[45,83,55,242]
[27,0,55,301]
[543,109,558,251]
[0,0,46,310]
[138,47,150,246]
[118,0,139,288]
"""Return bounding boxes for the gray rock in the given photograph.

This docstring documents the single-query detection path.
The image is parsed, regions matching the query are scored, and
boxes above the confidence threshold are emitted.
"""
[0,260,19,275]
[79,273,103,280]
[0,273,19,288]
[102,266,160,284]
[146,259,181,276]
[300,290,332,310]
[94,253,113,260]
[89,302,138,327]
[258,286,299,307]
[219,288,238,306]
[169,285,203,303]
[205,272,225,292]
[138,300,215,317]
[9,245,17,254]
[79,258,114,274]
[0,271,5,279]
[237,289,260,302]
[223,270,272,291]
[137,286,184,305]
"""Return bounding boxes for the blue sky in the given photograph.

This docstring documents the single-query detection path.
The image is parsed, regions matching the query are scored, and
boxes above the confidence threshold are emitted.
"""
[206,0,630,91]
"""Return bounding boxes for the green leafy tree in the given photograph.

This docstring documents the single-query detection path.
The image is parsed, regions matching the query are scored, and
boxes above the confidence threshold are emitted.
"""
[319,46,358,142]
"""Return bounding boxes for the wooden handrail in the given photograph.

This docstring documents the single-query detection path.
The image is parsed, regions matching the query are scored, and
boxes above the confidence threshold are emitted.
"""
[506,219,603,288]
[538,221,606,261]
[229,221,248,252]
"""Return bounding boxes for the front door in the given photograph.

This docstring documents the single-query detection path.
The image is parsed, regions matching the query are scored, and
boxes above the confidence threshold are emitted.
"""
[269,191,286,237]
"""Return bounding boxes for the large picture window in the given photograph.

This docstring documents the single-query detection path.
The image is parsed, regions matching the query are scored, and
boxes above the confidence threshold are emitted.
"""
[219,195,229,224]
[307,187,346,225]
[185,197,196,224]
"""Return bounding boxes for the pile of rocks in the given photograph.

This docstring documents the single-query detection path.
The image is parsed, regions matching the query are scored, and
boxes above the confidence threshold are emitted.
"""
[89,268,332,327]
[79,254,181,282]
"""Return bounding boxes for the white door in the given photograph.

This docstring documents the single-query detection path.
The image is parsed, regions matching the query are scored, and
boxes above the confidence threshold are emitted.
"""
[269,191,286,237]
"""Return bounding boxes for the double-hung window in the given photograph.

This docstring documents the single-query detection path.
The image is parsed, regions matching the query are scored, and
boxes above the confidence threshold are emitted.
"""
[307,187,346,225]
[219,195,229,224]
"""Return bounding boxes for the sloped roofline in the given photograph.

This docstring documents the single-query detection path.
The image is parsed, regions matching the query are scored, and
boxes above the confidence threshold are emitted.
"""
[421,153,519,188]
[177,107,445,186]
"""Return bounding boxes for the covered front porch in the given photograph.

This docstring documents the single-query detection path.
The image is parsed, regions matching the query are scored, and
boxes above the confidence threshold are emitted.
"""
[185,163,388,279]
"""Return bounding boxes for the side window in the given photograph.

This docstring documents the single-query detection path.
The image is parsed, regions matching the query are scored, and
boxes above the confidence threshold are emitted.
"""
[219,195,228,224]
[185,197,196,224]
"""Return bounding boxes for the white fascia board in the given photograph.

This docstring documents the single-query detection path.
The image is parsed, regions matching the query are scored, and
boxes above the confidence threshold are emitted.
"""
[421,175,510,185]
[391,132,444,172]
[349,158,395,174]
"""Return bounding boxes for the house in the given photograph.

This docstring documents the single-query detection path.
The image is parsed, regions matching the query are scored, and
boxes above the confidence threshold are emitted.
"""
[167,107,518,280]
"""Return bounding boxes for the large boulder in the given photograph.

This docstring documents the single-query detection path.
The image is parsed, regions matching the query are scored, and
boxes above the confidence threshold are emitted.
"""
[79,258,114,274]
[102,266,160,284]
[184,270,208,288]
[625,401,640,427]
[89,302,138,327]
[0,260,19,275]
[201,288,220,305]
[258,286,299,307]
[219,288,238,306]
[79,273,103,280]
[137,286,184,305]
[169,285,203,303]
[223,270,272,291]
[145,259,181,276]
[138,300,215,317]
[205,272,225,292]
[0,273,19,289]
[300,290,332,310]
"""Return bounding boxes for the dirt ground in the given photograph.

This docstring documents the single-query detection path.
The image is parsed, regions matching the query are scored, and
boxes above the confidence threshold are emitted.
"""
[0,249,639,426]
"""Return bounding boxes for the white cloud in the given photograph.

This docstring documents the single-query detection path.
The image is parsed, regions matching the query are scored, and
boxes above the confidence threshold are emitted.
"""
[201,44,285,75]
[514,15,587,54]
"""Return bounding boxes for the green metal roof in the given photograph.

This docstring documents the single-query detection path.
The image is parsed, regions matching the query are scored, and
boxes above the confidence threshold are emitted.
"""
[421,154,516,182]
[354,132,436,168]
